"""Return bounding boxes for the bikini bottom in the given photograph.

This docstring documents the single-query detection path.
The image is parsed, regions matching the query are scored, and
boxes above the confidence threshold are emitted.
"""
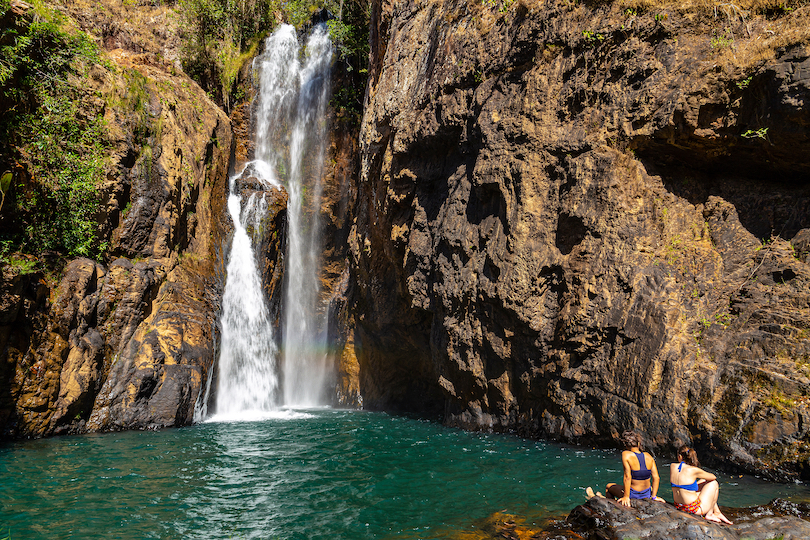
[629,487,652,499]
[675,498,702,514]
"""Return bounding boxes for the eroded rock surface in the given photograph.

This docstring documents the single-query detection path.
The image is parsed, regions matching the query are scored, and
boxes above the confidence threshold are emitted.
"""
[566,497,810,540]
[341,0,810,478]
[0,0,231,437]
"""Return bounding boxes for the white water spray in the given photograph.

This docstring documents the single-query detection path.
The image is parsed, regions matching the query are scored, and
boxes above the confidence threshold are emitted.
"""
[210,24,333,419]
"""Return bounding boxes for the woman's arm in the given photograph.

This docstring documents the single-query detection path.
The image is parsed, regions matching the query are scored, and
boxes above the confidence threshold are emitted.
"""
[619,452,632,507]
[694,467,717,483]
[649,455,662,501]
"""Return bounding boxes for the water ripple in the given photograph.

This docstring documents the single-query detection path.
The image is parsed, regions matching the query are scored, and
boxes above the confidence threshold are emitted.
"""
[1,410,809,539]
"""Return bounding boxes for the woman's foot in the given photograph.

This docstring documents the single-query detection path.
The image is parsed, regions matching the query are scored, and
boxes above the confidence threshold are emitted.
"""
[704,512,732,525]
[585,487,605,499]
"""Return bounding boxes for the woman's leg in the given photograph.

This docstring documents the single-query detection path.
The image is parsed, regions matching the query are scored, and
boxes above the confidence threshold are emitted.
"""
[695,481,732,523]
[696,480,721,521]
[605,483,624,499]
[711,502,733,524]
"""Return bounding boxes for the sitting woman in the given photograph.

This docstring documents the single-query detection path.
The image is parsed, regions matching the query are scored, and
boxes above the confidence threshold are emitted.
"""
[670,445,733,524]
[604,430,664,506]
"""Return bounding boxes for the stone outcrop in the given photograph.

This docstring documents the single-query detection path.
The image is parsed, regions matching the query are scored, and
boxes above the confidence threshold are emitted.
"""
[566,497,810,540]
[339,0,810,478]
[0,0,232,437]
[451,498,810,539]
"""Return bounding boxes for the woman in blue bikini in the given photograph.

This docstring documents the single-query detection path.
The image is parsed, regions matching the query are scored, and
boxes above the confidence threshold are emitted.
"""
[670,445,733,524]
[603,431,664,506]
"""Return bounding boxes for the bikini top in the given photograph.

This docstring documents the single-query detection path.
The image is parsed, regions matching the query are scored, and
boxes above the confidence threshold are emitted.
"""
[671,462,700,491]
[630,452,652,481]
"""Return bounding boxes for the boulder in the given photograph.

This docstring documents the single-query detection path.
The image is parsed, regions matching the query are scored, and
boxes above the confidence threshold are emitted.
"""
[566,497,810,540]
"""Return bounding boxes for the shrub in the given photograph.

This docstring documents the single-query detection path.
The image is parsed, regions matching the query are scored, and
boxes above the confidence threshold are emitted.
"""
[0,0,110,259]
[178,0,276,109]
[178,0,370,121]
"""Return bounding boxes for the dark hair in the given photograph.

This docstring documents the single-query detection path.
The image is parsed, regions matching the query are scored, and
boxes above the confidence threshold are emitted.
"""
[620,430,641,450]
[677,445,699,467]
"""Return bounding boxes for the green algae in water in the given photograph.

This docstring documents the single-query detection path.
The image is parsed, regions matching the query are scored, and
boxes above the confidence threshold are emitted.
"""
[1,409,809,539]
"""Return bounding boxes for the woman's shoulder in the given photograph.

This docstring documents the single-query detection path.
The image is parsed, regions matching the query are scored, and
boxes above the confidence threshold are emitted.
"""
[671,462,698,472]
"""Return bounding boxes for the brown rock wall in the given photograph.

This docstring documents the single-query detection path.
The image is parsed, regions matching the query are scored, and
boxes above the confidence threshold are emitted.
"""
[348,0,810,478]
[0,0,232,437]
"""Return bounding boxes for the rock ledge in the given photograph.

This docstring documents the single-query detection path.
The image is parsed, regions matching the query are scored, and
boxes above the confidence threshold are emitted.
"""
[567,497,810,540]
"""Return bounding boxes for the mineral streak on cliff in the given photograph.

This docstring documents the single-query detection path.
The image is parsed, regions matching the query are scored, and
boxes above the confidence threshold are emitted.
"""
[337,0,810,479]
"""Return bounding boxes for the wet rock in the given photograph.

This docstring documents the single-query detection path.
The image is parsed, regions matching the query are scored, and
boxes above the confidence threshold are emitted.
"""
[566,497,810,540]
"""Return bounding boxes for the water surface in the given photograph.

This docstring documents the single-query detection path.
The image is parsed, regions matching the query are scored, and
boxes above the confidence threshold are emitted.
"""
[1,409,808,539]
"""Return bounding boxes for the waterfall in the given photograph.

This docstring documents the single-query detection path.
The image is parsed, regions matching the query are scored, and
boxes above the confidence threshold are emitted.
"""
[282,25,333,407]
[210,23,333,420]
[213,188,281,420]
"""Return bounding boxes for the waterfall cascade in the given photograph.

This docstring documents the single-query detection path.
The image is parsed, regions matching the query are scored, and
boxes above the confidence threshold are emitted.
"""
[282,25,333,407]
[209,23,333,420]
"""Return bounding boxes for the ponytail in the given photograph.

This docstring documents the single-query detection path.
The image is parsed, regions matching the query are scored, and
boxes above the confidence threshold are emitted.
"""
[677,445,699,467]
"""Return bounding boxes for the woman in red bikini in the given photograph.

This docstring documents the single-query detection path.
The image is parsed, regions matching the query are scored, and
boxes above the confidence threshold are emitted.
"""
[670,445,733,524]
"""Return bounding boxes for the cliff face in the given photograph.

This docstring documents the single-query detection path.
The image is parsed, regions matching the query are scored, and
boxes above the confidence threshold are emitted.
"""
[2,0,809,484]
[345,0,810,478]
[0,0,232,436]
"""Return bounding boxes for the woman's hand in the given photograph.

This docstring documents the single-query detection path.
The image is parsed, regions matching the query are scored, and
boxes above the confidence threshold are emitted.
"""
[618,495,631,507]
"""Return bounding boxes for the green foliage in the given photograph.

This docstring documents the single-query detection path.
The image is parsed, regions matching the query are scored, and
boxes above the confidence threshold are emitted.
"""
[711,28,734,49]
[762,389,796,416]
[742,127,769,139]
[119,69,151,142]
[481,0,515,12]
[322,1,371,126]
[0,0,110,259]
[498,0,516,12]
[736,75,753,89]
[1,240,38,275]
[582,30,605,45]
[330,85,362,123]
[283,0,321,27]
[177,0,370,120]
[0,170,11,211]
[178,0,276,108]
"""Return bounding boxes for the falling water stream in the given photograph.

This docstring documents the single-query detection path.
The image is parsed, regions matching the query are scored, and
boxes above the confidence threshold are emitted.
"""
[281,25,333,407]
[212,24,333,417]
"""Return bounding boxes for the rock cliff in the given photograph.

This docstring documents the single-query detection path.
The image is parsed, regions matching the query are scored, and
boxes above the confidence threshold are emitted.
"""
[0,0,232,436]
[339,0,810,479]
